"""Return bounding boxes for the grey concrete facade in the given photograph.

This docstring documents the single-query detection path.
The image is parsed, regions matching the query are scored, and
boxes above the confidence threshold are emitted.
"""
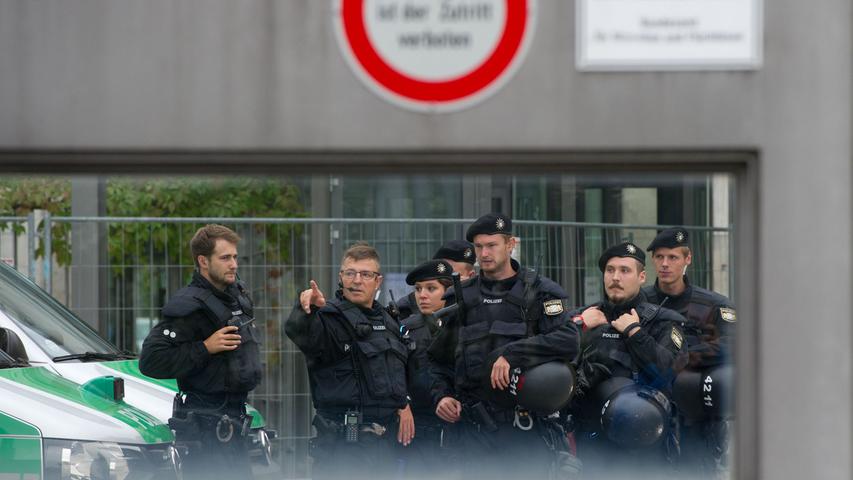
[0,1,850,479]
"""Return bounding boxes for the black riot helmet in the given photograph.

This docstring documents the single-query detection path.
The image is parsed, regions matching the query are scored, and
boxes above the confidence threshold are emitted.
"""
[488,361,576,414]
[673,364,734,422]
[599,381,672,448]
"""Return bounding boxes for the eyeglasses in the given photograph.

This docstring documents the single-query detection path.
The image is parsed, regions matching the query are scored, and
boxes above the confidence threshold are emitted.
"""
[340,269,381,281]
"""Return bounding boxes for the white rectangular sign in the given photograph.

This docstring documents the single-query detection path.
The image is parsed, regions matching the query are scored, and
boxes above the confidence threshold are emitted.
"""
[577,0,762,71]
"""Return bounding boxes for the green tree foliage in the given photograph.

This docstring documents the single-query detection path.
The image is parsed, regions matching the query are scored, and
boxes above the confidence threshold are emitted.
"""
[106,177,306,276]
[0,178,72,265]
[0,177,307,271]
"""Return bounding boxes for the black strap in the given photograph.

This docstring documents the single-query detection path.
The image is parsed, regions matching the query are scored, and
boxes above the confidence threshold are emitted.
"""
[520,267,541,336]
[182,287,233,325]
[635,302,661,325]
[621,322,641,338]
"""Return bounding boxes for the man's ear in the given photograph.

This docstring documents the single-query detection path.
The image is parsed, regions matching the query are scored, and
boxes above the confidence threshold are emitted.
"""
[639,270,647,284]
[197,255,208,271]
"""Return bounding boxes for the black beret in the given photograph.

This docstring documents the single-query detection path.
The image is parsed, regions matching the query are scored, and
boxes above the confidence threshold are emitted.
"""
[406,260,454,285]
[646,227,690,251]
[465,213,512,242]
[432,240,476,265]
[598,242,646,272]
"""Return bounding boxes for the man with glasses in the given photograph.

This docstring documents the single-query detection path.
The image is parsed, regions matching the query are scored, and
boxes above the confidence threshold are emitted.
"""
[286,242,410,480]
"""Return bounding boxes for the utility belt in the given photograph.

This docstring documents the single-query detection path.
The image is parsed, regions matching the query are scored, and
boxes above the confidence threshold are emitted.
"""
[313,410,396,443]
[170,392,252,444]
[412,412,445,431]
[460,400,539,433]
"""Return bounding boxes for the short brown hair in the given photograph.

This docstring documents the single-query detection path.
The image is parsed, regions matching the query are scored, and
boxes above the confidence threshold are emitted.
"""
[341,242,381,269]
[190,224,240,267]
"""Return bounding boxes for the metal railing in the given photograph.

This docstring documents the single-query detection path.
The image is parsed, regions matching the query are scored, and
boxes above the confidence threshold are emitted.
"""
[7,215,732,478]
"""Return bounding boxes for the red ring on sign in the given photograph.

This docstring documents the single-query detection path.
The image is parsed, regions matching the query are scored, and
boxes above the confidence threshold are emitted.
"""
[341,0,529,103]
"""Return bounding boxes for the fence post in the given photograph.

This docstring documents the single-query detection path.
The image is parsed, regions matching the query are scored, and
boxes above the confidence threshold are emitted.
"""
[27,212,36,281]
[44,211,52,294]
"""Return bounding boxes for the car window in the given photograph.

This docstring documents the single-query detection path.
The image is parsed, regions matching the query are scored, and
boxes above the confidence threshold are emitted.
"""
[0,264,119,358]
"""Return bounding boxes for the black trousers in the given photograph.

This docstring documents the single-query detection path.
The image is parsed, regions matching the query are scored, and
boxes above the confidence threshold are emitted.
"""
[455,418,558,480]
[677,420,732,480]
[574,430,674,480]
[171,393,253,480]
[398,416,458,479]
[310,415,402,480]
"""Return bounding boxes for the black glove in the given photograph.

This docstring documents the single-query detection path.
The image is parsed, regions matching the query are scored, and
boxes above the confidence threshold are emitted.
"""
[574,346,612,399]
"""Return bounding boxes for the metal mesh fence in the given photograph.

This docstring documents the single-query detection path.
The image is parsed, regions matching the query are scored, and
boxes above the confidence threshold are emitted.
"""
[11,216,731,478]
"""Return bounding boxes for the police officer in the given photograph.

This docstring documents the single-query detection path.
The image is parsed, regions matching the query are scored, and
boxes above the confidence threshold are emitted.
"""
[642,227,736,478]
[429,213,579,480]
[399,259,455,476]
[286,243,409,480]
[139,224,261,479]
[433,239,478,281]
[569,242,685,479]
[394,239,477,320]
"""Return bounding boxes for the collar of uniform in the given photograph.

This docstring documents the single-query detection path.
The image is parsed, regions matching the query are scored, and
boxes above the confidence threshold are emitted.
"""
[653,275,693,305]
[601,292,644,319]
[358,302,386,322]
[478,258,521,292]
[190,270,237,304]
[479,272,518,294]
[422,313,441,334]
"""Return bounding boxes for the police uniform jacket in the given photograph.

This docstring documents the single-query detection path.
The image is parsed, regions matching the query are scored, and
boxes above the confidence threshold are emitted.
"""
[572,291,685,400]
[429,260,579,408]
[642,277,735,370]
[139,271,261,401]
[401,311,445,421]
[286,291,408,419]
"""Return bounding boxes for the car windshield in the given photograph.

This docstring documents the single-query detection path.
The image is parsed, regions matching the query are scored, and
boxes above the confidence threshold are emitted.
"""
[0,263,120,359]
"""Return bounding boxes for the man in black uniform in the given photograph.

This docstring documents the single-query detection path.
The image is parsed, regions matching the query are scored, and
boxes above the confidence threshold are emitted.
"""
[399,259,455,476]
[286,243,410,480]
[569,242,685,479]
[139,224,262,479]
[642,228,736,478]
[394,239,477,320]
[429,213,579,480]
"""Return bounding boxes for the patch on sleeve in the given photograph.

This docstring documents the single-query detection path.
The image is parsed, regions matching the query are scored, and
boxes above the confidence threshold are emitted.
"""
[543,299,564,316]
[671,328,684,349]
[720,307,737,323]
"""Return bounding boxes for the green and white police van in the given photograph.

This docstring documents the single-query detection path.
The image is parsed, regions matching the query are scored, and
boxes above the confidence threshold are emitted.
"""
[0,349,180,479]
[0,262,276,475]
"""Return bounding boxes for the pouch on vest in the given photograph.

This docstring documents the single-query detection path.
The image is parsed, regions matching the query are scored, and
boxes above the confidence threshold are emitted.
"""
[355,337,407,399]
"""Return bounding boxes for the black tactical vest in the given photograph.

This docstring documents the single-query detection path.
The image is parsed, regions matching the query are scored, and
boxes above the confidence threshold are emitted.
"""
[455,272,539,395]
[171,284,262,393]
[311,298,408,411]
[645,284,714,351]
[401,313,440,413]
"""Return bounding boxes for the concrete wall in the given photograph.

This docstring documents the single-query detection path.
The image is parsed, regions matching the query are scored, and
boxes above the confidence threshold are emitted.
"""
[0,1,850,478]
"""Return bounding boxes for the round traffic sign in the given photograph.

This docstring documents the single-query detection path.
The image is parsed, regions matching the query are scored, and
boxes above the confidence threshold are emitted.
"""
[334,0,536,112]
